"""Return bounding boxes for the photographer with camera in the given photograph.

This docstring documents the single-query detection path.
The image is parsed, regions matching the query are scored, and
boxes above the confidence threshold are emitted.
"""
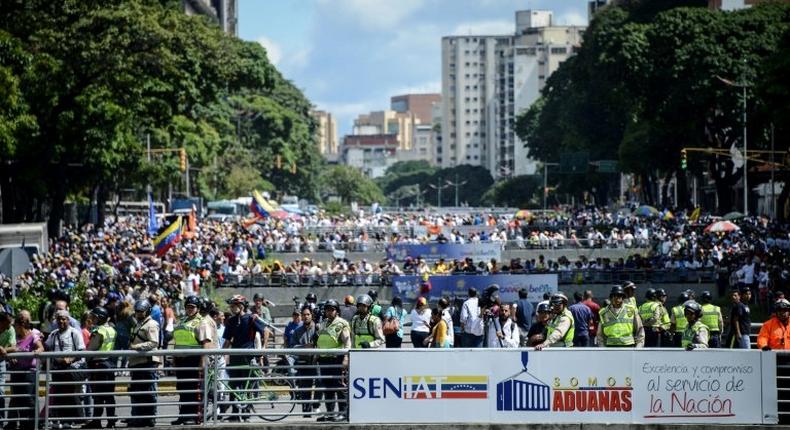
[534,293,575,350]
[486,304,519,348]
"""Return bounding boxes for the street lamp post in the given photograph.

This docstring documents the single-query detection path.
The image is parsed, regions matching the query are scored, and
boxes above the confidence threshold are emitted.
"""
[428,178,450,208]
[716,74,749,216]
[445,173,467,207]
[543,162,559,210]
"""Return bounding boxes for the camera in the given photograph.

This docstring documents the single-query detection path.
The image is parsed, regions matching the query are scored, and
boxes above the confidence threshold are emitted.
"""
[480,284,500,309]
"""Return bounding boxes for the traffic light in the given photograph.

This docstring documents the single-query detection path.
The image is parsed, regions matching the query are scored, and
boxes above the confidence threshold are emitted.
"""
[179,148,186,172]
[680,148,687,170]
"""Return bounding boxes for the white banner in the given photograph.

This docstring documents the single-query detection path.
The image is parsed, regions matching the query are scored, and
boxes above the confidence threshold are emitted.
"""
[349,349,769,424]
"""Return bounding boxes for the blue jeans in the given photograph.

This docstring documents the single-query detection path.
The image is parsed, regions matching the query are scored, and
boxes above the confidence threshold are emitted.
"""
[735,334,751,349]
[463,333,484,348]
[573,335,590,347]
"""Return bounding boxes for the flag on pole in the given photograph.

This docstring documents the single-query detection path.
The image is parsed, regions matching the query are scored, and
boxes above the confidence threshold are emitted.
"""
[689,207,701,222]
[147,193,159,235]
[154,216,183,256]
[250,190,270,219]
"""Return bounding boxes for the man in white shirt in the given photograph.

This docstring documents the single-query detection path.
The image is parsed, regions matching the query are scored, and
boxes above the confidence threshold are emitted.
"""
[460,288,484,347]
[486,304,519,348]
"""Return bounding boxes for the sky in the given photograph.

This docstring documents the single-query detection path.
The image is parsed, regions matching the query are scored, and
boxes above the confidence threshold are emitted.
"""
[238,0,590,137]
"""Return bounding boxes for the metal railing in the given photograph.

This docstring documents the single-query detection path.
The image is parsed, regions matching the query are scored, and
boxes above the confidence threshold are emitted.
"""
[218,269,717,288]
[0,349,349,428]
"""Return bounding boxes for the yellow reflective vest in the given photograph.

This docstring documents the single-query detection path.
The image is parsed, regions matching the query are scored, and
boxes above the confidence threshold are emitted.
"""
[173,315,203,349]
[700,303,721,332]
[600,304,637,346]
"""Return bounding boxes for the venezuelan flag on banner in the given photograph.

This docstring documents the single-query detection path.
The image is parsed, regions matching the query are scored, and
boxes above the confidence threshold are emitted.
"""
[154,216,183,256]
[250,190,270,219]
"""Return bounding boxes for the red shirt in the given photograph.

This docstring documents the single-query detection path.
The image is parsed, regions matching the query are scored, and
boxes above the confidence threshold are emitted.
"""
[583,299,601,336]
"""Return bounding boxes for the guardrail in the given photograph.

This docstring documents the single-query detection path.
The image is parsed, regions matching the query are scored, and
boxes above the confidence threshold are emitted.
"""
[218,269,717,288]
[0,349,348,428]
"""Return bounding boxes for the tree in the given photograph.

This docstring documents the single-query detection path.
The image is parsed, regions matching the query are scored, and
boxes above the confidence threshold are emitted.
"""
[319,166,384,205]
[480,175,542,208]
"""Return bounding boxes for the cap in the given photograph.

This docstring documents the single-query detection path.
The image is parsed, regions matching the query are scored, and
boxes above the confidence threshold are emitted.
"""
[417,297,427,306]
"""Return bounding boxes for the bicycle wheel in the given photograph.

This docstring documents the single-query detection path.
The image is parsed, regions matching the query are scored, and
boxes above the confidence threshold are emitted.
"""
[250,376,296,422]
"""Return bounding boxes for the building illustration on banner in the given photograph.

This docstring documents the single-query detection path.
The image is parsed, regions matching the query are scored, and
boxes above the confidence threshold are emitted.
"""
[497,351,551,411]
[496,351,633,413]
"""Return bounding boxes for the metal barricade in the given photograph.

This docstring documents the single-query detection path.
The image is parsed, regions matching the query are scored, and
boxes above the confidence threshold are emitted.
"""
[1,348,350,428]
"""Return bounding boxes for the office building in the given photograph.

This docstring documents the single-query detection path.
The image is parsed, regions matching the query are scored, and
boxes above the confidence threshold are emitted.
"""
[312,110,339,157]
[183,0,238,36]
[440,10,585,178]
[353,110,421,150]
[390,94,441,126]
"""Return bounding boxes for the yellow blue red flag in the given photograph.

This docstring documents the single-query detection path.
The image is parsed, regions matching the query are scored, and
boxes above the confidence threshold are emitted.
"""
[154,216,182,256]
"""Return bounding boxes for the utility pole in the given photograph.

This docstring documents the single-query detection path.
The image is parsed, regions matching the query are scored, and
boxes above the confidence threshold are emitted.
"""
[742,83,748,216]
[185,156,191,198]
[146,133,151,195]
[446,173,468,207]
[771,122,776,218]
[428,177,450,208]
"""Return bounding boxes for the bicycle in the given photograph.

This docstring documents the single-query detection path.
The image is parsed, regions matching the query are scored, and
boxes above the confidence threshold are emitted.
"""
[205,356,296,422]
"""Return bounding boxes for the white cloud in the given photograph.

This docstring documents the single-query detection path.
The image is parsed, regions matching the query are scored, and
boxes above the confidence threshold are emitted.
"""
[285,46,313,69]
[556,11,587,26]
[256,36,282,65]
[317,0,424,31]
[450,19,513,36]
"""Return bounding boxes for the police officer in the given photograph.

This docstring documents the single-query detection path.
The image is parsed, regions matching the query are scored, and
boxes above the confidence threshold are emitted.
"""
[315,300,350,422]
[639,288,662,347]
[682,301,709,350]
[623,281,637,307]
[83,307,117,429]
[670,292,690,347]
[350,294,385,349]
[171,295,214,425]
[699,291,724,348]
[655,289,672,346]
[127,300,160,428]
[535,293,574,350]
[366,290,382,317]
[597,286,645,348]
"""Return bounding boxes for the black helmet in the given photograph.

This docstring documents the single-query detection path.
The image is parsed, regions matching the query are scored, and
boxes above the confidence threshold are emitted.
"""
[655,288,667,298]
[775,299,790,310]
[623,281,636,290]
[609,285,625,297]
[226,295,248,307]
[185,295,201,308]
[683,300,703,318]
[356,294,373,306]
[700,291,713,303]
[134,299,151,315]
[536,302,551,313]
[645,288,656,300]
[549,293,568,306]
[324,299,340,311]
[90,307,109,323]
[306,293,317,303]
[678,292,690,303]
[367,289,378,302]
[253,293,264,301]
[684,289,696,300]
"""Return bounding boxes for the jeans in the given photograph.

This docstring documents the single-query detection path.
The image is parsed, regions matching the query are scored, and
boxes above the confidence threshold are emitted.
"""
[411,331,429,348]
[385,334,403,348]
[573,335,590,347]
[709,332,721,348]
[462,333,484,348]
[735,334,751,349]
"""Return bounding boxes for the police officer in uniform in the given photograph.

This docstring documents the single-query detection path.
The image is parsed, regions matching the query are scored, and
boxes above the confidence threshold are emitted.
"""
[83,307,117,429]
[597,286,645,348]
[682,301,709,350]
[315,300,350,422]
[535,293,574,350]
[351,295,385,349]
[669,292,690,347]
[127,300,160,428]
[172,296,213,425]
[639,288,662,347]
[655,289,672,346]
[699,291,724,348]
[623,281,637,307]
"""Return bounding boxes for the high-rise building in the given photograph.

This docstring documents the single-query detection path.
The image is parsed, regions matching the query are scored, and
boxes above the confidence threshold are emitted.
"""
[182,0,238,36]
[441,10,585,178]
[353,110,421,150]
[390,94,441,126]
[312,110,338,157]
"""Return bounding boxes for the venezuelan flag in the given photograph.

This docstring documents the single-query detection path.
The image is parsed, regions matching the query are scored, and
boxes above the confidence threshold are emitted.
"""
[154,216,183,256]
[250,190,270,219]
